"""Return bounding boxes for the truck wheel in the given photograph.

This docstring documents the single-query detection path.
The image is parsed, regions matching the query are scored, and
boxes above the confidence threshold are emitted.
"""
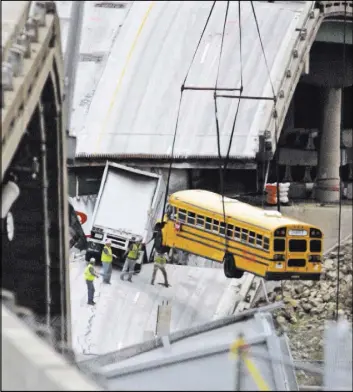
[85,251,95,262]
[223,253,244,279]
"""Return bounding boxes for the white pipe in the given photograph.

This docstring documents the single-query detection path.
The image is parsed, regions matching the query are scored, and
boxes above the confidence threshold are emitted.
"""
[1,181,20,219]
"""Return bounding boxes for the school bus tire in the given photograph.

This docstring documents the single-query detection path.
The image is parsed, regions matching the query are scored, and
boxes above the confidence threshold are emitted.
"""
[223,253,233,278]
[223,253,244,279]
[85,251,98,264]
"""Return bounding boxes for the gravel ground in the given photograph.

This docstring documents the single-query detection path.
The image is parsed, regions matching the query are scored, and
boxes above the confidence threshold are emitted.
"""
[254,239,353,388]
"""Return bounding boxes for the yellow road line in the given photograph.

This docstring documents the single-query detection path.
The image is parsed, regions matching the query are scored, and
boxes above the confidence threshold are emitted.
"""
[94,1,156,152]
[230,337,271,391]
[243,357,271,391]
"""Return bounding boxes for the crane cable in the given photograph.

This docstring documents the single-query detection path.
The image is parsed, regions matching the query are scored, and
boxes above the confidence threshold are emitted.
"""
[335,2,347,321]
[162,1,217,217]
[250,1,279,211]
[162,1,278,240]
[213,1,241,255]
[250,1,276,99]
[212,1,280,259]
[251,1,284,300]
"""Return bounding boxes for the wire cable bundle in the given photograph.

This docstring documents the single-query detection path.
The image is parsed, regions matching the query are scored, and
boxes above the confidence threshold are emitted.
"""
[213,1,241,254]
[162,0,217,214]
[162,1,279,215]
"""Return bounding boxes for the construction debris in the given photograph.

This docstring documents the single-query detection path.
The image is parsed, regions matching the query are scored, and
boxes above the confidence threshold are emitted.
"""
[254,239,353,387]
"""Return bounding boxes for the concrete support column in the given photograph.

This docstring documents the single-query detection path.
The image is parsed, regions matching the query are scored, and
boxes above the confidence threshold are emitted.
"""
[316,87,341,203]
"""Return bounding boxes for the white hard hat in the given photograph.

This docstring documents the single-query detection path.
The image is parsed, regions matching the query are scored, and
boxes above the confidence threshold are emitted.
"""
[106,239,111,244]
[89,258,95,263]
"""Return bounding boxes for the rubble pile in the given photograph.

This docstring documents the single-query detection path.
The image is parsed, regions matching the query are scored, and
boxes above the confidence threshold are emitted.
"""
[254,239,353,385]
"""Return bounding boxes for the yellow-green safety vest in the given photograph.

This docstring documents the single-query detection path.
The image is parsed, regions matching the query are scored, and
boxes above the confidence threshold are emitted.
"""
[84,264,95,281]
[127,243,140,260]
[154,253,167,265]
[101,245,113,263]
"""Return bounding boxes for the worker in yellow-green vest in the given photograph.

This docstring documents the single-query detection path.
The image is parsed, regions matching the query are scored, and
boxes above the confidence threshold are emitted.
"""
[151,250,170,287]
[101,239,117,284]
[120,237,142,282]
[85,258,99,305]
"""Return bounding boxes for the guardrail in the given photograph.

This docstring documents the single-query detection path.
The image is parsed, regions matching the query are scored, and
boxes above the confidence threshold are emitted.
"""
[1,0,64,181]
[317,0,353,17]
[263,0,353,156]
[261,1,319,154]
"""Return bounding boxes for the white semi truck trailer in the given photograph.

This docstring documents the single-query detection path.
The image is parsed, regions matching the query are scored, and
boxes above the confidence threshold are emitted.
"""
[85,162,166,272]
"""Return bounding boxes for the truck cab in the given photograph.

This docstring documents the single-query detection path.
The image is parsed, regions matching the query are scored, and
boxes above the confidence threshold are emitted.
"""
[86,226,147,273]
[84,161,166,273]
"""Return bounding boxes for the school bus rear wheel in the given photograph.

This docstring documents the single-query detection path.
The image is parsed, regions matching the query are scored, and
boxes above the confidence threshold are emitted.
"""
[223,253,244,279]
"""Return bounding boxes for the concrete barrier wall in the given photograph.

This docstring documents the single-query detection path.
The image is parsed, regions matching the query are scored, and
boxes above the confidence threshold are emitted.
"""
[2,305,101,391]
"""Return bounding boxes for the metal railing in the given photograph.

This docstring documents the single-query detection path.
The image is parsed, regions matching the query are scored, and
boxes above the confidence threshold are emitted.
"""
[1,1,63,180]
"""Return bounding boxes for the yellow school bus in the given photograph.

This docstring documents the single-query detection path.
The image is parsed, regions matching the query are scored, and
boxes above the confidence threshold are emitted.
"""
[154,190,323,280]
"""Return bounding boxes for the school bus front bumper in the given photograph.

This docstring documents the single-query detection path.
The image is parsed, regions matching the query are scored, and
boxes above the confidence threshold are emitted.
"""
[265,272,321,281]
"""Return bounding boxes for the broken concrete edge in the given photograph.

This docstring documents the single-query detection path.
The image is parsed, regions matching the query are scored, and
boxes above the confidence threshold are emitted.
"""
[1,304,101,391]
[77,301,284,372]
[323,233,352,257]
[212,276,245,320]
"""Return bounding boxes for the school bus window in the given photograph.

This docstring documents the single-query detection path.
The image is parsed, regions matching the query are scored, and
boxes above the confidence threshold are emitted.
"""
[187,211,196,225]
[205,217,212,230]
[220,222,226,236]
[241,229,248,242]
[249,231,256,244]
[166,204,173,218]
[235,227,241,239]
[274,238,285,252]
[264,237,270,250]
[171,209,175,220]
[167,205,175,219]
[213,220,220,233]
[256,234,263,247]
[196,216,205,227]
[227,224,234,238]
[289,239,307,252]
[178,209,187,222]
[310,240,321,252]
